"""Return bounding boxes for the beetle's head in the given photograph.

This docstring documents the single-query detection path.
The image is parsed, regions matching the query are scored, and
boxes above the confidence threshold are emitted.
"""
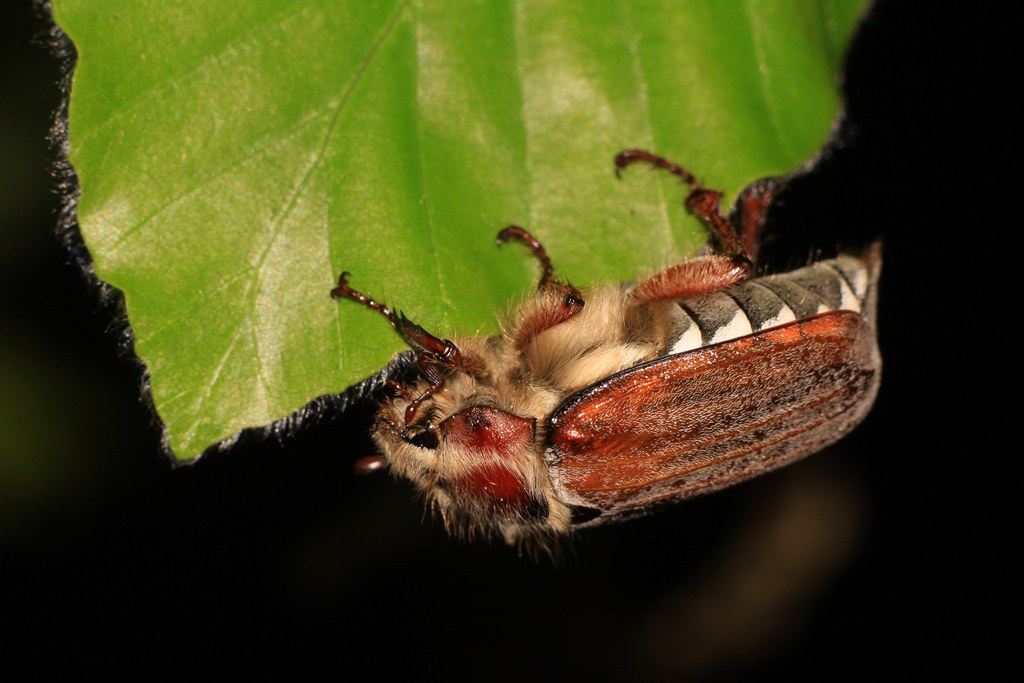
[370,344,570,543]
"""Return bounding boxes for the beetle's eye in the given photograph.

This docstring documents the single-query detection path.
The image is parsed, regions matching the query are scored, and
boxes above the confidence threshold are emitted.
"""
[408,430,439,450]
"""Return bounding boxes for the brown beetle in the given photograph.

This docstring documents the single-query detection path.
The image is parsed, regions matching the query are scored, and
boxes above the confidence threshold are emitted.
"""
[332,151,881,552]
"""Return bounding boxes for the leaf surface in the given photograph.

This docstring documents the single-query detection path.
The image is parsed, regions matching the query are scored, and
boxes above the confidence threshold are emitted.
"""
[54,0,868,460]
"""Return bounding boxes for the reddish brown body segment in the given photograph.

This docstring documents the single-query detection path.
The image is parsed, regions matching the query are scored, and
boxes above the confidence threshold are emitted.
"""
[548,310,879,515]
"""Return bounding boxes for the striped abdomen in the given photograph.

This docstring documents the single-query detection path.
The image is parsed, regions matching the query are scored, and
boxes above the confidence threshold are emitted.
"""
[668,249,880,356]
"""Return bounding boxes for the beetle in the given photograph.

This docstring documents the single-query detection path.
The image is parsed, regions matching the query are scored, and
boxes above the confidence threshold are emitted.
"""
[331,150,881,552]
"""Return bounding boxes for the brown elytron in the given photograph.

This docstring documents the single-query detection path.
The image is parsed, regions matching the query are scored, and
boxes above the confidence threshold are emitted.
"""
[549,311,878,516]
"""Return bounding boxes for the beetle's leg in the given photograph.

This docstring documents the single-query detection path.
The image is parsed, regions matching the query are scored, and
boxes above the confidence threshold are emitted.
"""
[614,149,698,184]
[400,354,449,425]
[615,150,773,303]
[497,225,584,316]
[332,272,464,367]
[331,271,397,323]
[332,272,465,424]
[497,225,555,287]
[630,256,752,303]
[614,149,751,260]
[510,280,586,351]
[735,181,777,265]
[496,225,586,350]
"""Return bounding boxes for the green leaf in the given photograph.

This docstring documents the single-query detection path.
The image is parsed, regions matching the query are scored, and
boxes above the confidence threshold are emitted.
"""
[54,0,868,461]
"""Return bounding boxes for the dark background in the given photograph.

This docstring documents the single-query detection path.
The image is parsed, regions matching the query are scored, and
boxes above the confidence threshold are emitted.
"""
[1,2,1006,679]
